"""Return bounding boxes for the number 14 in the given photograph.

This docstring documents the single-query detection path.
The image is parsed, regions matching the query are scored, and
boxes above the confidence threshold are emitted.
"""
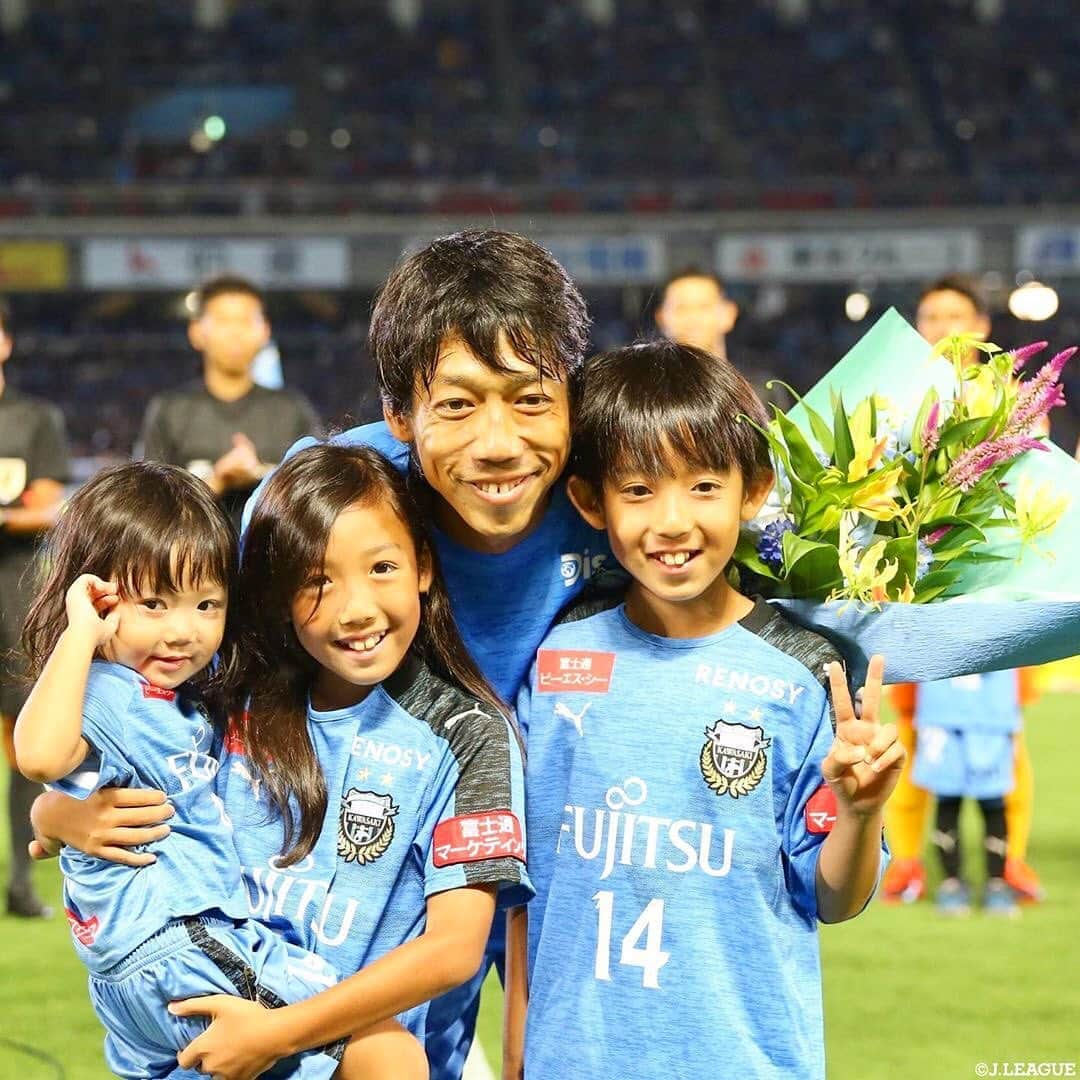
[592,890,670,990]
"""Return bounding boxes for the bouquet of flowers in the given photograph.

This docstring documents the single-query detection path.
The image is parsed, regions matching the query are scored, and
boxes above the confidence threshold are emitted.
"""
[737,310,1080,685]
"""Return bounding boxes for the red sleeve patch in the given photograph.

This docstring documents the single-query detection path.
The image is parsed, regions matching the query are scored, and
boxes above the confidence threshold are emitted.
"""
[223,717,247,756]
[432,811,525,868]
[805,784,838,834]
[536,649,615,694]
[141,683,176,702]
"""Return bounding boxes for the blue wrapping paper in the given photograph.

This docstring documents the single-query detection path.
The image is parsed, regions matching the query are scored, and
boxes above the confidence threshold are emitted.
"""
[770,597,1080,688]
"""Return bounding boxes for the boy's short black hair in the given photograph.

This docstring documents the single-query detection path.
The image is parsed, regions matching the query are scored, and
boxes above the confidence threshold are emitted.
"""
[571,340,771,491]
[192,274,267,318]
[916,274,988,316]
[371,229,591,415]
[658,266,728,302]
[0,296,11,337]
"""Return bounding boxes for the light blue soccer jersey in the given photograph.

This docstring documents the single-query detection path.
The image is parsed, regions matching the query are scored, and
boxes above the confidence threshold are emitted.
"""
[912,670,1022,799]
[517,600,882,1080]
[242,423,612,706]
[53,662,250,974]
[914,670,1022,735]
[217,653,532,1048]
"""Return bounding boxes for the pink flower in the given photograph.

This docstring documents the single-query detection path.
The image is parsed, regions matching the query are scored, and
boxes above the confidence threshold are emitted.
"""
[1005,346,1077,436]
[922,402,941,454]
[944,435,1048,491]
[1009,341,1049,373]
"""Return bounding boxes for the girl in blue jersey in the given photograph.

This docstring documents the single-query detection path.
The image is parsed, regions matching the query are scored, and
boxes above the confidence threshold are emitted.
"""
[15,461,414,1080]
[156,443,530,1078]
[507,342,904,1080]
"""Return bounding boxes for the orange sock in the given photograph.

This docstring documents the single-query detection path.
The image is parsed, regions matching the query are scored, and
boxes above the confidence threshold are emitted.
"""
[1005,732,1034,863]
[883,719,929,861]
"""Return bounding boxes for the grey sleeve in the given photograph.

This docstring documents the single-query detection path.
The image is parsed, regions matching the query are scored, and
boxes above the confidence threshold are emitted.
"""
[138,396,178,462]
[30,404,70,483]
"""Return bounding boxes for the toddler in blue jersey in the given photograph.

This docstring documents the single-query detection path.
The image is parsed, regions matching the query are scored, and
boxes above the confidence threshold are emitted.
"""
[912,670,1024,916]
[506,342,905,1080]
[14,461,417,1080]
[161,443,531,1078]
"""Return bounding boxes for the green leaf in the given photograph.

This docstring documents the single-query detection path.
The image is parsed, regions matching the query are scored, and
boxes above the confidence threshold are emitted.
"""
[938,415,995,453]
[772,407,827,485]
[732,535,784,581]
[737,414,815,516]
[912,582,954,603]
[882,535,917,586]
[930,542,982,565]
[781,532,842,598]
[832,393,856,475]
[929,523,987,552]
[958,550,1015,564]
[769,379,834,455]
[921,518,988,547]
[912,567,962,596]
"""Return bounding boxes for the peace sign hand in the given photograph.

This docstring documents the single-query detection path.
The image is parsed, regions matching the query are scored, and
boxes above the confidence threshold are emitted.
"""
[821,655,905,820]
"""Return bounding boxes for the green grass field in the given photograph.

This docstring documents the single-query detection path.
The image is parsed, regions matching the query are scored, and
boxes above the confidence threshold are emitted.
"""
[2,694,1078,1079]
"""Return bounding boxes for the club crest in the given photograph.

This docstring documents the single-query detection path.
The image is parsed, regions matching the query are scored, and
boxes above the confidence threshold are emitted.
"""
[700,720,771,798]
[0,458,27,506]
[338,788,398,864]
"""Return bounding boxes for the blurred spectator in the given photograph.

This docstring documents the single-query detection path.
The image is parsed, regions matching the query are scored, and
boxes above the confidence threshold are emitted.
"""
[0,296,70,919]
[655,267,788,408]
[138,275,322,531]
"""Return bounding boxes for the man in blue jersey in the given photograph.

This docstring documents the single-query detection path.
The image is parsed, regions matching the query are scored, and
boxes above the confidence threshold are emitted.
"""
[243,228,611,707]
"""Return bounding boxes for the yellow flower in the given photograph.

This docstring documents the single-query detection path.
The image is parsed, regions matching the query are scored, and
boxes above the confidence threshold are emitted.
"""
[961,364,1002,419]
[850,465,904,521]
[829,514,899,607]
[1015,475,1070,549]
[846,397,890,482]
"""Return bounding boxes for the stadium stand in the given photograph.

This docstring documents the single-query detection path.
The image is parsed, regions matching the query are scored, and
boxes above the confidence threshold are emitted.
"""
[1,0,1077,213]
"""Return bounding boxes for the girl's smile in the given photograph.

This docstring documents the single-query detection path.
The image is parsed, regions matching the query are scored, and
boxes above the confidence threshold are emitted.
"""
[291,501,433,712]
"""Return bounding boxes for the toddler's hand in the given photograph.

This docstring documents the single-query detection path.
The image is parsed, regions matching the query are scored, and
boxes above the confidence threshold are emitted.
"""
[64,574,120,646]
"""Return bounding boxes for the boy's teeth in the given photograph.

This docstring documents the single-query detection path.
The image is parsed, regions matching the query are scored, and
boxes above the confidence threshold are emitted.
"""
[477,479,521,495]
[659,552,690,566]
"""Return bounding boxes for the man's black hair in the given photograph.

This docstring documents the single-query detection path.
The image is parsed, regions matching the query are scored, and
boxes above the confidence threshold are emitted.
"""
[657,266,728,303]
[371,229,591,415]
[0,296,11,338]
[193,274,267,318]
[916,274,988,317]
[571,340,771,491]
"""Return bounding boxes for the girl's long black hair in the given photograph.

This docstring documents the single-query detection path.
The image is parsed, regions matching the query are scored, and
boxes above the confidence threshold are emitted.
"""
[21,461,241,718]
[236,442,502,866]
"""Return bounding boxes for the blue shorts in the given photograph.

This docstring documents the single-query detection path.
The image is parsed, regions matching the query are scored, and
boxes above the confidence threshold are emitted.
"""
[89,916,344,1079]
[913,725,1015,800]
